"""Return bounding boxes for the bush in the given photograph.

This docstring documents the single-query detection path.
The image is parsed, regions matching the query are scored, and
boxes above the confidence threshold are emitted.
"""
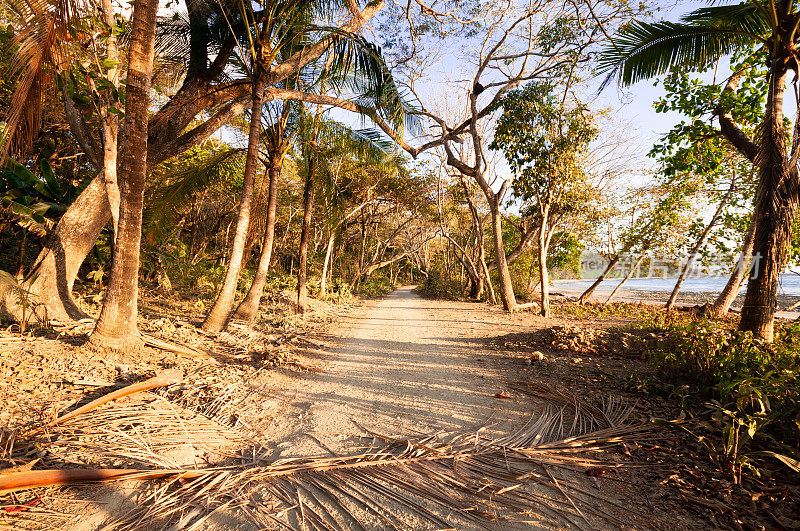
[358,276,395,297]
[646,319,800,478]
[415,269,463,300]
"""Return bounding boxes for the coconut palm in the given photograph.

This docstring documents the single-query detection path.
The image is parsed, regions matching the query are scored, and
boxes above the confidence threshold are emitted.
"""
[599,1,800,340]
[201,0,408,331]
[87,0,160,351]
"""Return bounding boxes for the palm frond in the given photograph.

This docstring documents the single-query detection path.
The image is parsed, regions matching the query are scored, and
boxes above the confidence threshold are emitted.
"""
[683,2,771,35]
[1,0,92,161]
[90,386,653,529]
[143,148,244,245]
[598,17,765,86]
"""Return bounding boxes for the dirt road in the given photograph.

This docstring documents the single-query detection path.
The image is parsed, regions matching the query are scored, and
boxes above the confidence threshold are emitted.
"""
[264,286,531,458]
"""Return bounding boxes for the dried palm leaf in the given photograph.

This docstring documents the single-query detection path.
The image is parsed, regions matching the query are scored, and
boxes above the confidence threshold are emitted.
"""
[97,389,653,530]
[3,385,655,529]
[35,369,183,432]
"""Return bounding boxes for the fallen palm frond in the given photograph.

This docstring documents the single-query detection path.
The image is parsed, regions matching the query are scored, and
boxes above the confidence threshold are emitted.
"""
[2,383,658,529]
[37,394,248,469]
[23,388,654,529]
[41,369,183,431]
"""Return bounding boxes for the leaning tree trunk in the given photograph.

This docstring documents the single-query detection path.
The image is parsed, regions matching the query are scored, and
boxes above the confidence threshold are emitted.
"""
[666,178,735,310]
[88,0,158,350]
[709,218,756,317]
[202,77,265,332]
[233,151,282,322]
[297,157,315,314]
[578,254,621,304]
[319,229,337,298]
[5,176,111,323]
[605,254,645,304]
[489,198,516,311]
[739,67,797,341]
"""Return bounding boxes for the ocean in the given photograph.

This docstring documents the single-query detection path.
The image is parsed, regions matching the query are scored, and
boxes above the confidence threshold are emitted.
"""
[553,274,800,296]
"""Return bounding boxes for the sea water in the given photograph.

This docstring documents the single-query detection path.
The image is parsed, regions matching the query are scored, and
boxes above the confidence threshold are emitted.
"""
[553,274,800,296]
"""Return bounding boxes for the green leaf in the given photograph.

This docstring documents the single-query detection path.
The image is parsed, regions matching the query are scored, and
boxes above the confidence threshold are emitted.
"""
[39,159,62,200]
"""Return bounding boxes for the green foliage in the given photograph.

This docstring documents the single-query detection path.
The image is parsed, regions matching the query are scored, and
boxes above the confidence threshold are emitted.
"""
[646,320,800,476]
[548,232,583,276]
[599,3,768,86]
[144,145,244,246]
[358,275,395,297]
[553,300,665,322]
[647,53,761,259]
[416,268,462,300]
[0,159,90,235]
[491,81,597,192]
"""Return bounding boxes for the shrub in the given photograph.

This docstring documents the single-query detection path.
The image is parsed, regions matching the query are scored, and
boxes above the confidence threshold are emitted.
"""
[646,319,800,478]
[415,269,463,300]
[358,276,395,297]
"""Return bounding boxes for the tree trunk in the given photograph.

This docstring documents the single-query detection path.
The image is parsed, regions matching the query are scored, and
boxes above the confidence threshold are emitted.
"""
[489,198,516,311]
[100,0,121,235]
[605,254,644,303]
[202,77,265,332]
[0,176,109,323]
[666,179,734,310]
[537,221,551,318]
[233,152,281,321]
[320,232,335,298]
[709,218,756,317]
[578,254,621,304]
[88,0,158,350]
[297,157,315,314]
[739,67,796,341]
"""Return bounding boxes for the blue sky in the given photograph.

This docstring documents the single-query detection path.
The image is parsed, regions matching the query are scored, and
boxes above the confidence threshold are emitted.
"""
[592,2,713,164]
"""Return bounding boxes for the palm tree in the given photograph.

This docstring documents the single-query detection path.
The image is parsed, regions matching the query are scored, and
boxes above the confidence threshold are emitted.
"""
[599,1,800,341]
[231,98,297,321]
[88,0,160,350]
[202,0,407,330]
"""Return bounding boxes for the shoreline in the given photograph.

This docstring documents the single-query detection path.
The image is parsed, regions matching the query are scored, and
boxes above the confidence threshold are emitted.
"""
[552,280,800,321]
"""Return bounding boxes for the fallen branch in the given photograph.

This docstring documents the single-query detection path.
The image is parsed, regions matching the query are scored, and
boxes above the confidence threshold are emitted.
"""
[141,333,208,359]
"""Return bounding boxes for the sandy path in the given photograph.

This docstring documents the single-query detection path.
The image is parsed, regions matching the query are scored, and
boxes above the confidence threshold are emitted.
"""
[263,286,528,459]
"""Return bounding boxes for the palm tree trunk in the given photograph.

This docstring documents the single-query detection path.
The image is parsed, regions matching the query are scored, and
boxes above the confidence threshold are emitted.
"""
[88,0,158,350]
[202,77,265,331]
[605,254,644,303]
[489,198,516,311]
[297,156,315,314]
[233,151,281,321]
[666,179,734,310]
[709,217,756,317]
[739,67,795,341]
